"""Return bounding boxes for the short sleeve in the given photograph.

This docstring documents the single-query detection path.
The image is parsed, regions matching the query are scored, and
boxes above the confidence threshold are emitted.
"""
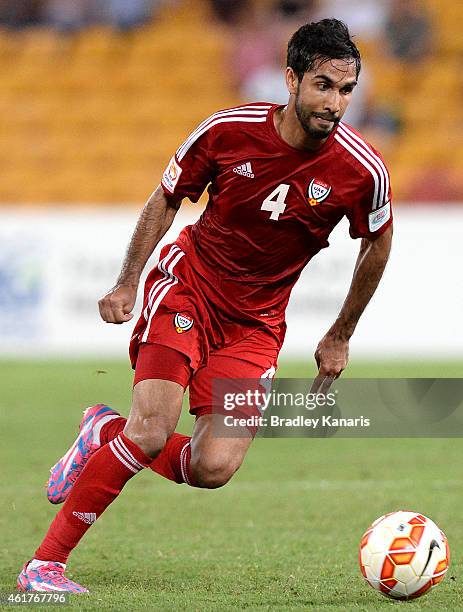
[347,156,393,240]
[161,121,215,203]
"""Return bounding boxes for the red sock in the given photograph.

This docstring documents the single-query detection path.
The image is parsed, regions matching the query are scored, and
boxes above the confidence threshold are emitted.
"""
[34,433,151,564]
[100,417,195,486]
[99,416,126,445]
[150,433,196,485]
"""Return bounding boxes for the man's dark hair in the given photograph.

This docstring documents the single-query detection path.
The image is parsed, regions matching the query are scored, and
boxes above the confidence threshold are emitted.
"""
[287,19,361,81]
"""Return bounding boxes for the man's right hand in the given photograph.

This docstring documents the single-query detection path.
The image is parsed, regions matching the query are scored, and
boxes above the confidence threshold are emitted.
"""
[98,284,138,324]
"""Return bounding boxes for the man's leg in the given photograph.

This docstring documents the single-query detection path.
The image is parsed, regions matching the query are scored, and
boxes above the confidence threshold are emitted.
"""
[47,333,276,511]
[46,343,194,503]
[19,378,184,592]
[89,414,250,488]
[145,328,280,489]
[189,414,253,488]
[180,327,280,488]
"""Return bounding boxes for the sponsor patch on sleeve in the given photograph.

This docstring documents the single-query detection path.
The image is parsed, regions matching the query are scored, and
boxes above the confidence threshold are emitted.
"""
[368,200,391,232]
[162,156,183,194]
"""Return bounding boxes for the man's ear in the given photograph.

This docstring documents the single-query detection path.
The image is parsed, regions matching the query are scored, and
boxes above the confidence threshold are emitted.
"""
[285,67,300,95]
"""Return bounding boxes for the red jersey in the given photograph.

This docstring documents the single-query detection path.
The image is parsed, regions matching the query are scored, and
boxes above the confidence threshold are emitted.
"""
[160,102,392,329]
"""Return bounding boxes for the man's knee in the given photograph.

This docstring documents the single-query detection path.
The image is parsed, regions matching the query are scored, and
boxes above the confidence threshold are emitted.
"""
[123,425,168,459]
[190,453,242,489]
[124,380,183,458]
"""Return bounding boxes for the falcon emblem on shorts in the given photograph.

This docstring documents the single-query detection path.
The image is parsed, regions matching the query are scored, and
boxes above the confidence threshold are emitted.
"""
[307,178,332,206]
[174,312,194,334]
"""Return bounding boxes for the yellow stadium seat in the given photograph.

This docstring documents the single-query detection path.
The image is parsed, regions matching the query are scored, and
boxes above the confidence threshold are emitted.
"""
[0,0,460,204]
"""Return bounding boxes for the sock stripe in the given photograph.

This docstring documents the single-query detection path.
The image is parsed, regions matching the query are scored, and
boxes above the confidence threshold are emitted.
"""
[180,442,192,485]
[114,436,146,470]
[109,440,140,473]
[36,436,144,566]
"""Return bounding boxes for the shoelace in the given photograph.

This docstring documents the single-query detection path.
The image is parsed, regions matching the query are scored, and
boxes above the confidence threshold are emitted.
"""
[38,566,67,584]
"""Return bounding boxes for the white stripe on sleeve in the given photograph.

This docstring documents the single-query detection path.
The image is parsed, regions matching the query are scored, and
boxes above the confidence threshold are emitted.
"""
[338,123,389,210]
[335,132,380,211]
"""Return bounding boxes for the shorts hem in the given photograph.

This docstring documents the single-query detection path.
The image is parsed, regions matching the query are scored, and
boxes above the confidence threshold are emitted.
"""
[133,373,190,389]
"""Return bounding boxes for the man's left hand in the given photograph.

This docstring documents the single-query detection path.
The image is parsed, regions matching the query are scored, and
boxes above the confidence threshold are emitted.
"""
[311,332,349,393]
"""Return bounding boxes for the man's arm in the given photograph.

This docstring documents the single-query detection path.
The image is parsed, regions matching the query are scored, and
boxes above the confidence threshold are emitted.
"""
[98,185,182,324]
[314,225,393,382]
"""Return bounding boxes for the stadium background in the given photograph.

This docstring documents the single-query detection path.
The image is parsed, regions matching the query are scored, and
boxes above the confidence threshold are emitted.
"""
[1,0,462,609]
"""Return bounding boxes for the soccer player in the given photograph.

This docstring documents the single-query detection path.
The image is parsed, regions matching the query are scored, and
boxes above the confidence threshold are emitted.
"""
[18,19,392,592]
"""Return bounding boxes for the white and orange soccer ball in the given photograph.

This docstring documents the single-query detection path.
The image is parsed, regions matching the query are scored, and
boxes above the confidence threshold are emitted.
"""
[359,511,449,600]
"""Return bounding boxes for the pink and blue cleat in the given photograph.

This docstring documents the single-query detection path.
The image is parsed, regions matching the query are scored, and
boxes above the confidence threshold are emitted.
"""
[47,404,120,504]
[17,561,88,593]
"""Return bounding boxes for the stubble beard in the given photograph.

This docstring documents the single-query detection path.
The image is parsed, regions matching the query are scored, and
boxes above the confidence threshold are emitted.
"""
[294,90,339,140]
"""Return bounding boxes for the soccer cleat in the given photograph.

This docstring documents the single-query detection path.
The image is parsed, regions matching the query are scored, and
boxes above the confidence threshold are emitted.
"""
[47,404,120,504]
[17,561,88,593]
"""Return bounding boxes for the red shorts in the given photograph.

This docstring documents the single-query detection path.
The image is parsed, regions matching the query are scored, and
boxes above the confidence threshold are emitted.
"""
[130,242,283,419]
[133,327,279,418]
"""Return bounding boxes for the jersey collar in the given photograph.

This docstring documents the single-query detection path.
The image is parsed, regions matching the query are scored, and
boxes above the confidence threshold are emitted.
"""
[267,104,338,156]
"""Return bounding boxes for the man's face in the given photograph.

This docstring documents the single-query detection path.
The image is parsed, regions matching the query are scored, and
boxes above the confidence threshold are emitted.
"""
[291,57,358,140]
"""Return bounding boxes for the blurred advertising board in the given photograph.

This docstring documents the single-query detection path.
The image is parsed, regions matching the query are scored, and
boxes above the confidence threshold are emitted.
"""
[0,205,461,358]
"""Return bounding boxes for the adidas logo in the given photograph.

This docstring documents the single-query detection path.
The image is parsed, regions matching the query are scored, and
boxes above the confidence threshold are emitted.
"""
[233,162,254,178]
[72,511,96,525]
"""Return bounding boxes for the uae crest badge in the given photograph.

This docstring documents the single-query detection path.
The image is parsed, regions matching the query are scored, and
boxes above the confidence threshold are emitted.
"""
[307,178,332,206]
[174,312,194,334]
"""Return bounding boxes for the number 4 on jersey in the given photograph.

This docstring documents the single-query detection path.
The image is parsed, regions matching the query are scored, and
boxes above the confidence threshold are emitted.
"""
[261,184,290,221]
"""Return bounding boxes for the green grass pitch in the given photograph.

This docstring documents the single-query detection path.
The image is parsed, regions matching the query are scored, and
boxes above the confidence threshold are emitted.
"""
[1,359,462,610]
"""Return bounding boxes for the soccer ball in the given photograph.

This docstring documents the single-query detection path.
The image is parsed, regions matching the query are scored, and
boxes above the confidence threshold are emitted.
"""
[359,511,449,600]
